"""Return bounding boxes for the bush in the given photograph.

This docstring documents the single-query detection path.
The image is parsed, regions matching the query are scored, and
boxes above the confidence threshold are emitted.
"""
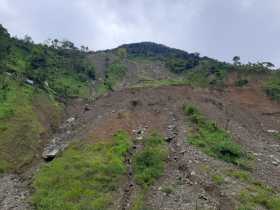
[235,79,248,87]
[264,73,280,101]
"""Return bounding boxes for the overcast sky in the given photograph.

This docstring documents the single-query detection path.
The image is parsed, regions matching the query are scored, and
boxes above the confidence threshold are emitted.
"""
[0,0,279,66]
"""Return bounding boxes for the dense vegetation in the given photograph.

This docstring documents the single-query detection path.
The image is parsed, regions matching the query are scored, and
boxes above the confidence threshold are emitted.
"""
[32,131,132,210]
[0,24,97,173]
[119,42,201,73]
[0,24,95,98]
[0,74,62,172]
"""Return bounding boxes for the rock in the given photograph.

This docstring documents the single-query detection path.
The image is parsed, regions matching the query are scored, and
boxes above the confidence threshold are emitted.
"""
[44,81,49,87]
[66,117,75,124]
[190,171,196,176]
[5,72,12,76]
[136,136,143,140]
[199,193,208,200]
[272,161,279,166]
[179,150,186,154]
[42,148,59,161]
[267,129,279,134]
[25,79,34,85]
[84,104,90,111]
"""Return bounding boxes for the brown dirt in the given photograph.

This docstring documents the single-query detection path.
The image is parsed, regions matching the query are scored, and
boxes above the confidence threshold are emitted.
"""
[2,81,280,209]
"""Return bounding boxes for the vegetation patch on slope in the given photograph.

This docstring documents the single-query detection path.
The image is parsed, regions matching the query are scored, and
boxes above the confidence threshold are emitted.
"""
[264,72,280,101]
[184,105,252,169]
[133,133,168,187]
[225,169,280,210]
[132,133,168,210]
[0,75,62,173]
[104,62,127,90]
[32,131,132,210]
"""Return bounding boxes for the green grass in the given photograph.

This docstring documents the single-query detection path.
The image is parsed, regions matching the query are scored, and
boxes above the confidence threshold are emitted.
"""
[211,174,225,185]
[32,131,132,210]
[226,168,280,210]
[264,72,280,101]
[238,183,280,210]
[105,62,127,90]
[184,105,251,169]
[50,75,90,98]
[131,133,168,210]
[227,169,252,182]
[0,77,62,172]
[133,133,168,188]
[273,133,280,141]
[95,82,110,96]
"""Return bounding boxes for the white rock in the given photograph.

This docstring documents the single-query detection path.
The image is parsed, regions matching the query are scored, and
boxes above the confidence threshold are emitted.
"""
[267,129,279,134]
[42,148,59,160]
[190,171,196,176]
[272,161,278,166]
[66,117,75,123]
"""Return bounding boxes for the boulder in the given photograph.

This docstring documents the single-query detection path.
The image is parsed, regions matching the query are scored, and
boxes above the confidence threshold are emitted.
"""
[42,148,59,161]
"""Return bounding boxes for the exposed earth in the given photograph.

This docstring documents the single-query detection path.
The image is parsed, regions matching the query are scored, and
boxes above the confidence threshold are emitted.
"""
[1,81,279,209]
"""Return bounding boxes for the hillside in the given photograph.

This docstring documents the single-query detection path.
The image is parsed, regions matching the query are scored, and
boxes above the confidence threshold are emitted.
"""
[0,24,280,210]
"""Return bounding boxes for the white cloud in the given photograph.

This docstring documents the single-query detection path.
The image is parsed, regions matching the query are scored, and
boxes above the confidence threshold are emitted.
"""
[0,0,279,66]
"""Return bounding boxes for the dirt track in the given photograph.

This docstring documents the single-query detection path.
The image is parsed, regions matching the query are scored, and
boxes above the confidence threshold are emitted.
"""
[1,84,279,209]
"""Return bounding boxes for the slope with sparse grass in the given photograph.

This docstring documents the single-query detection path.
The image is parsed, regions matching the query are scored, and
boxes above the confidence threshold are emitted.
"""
[184,105,252,169]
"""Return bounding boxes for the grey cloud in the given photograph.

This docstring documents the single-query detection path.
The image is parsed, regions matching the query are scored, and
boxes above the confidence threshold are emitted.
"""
[0,0,279,66]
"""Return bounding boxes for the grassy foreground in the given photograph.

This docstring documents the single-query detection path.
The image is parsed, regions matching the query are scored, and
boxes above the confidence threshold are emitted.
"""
[32,131,132,210]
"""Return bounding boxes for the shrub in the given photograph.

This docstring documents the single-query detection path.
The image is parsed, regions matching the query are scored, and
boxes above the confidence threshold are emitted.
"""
[264,73,280,101]
[212,174,225,185]
[235,79,248,87]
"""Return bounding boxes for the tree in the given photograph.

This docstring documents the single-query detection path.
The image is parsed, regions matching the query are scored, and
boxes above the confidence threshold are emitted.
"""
[61,40,76,50]
[116,47,127,61]
[0,24,10,38]
[262,62,275,69]
[80,45,89,52]
[23,35,33,44]
[233,56,241,65]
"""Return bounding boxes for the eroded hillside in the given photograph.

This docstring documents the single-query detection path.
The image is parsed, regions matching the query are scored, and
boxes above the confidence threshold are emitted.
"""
[0,25,280,210]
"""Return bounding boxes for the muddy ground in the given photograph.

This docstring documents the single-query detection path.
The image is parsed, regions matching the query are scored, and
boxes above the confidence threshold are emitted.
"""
[0,84,279,210]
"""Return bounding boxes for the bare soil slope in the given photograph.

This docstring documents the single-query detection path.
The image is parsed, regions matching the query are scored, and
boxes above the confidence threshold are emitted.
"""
[1,80,280,209]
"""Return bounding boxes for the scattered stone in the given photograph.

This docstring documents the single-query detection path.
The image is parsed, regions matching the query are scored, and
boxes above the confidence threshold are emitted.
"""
[84,104,90,111]
[25,79,34,85]
[272,161,278,166]
[66,117,75,124]
[267,129,279,134]
[190,171,196,176]
[42,148,59,161]
[179,150,186,154]
[199,194,208,200]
